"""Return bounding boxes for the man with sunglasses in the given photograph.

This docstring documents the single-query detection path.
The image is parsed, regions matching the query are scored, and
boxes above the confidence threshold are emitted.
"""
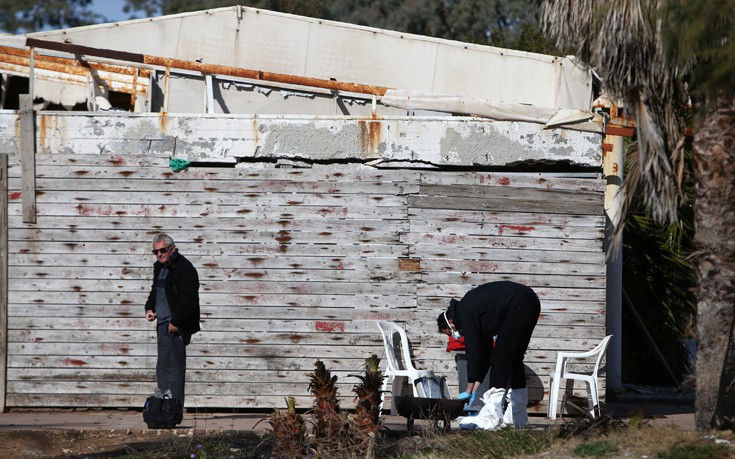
[437,281,540,429]
[145,234,200,410]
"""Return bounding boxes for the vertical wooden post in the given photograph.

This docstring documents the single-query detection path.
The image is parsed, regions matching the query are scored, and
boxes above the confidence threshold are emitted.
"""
[19,95,36,224]
[0,153,8,411]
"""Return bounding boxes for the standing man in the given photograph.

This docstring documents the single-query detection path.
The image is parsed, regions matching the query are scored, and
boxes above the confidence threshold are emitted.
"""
[145,234,200,408]
[437,281,540,429]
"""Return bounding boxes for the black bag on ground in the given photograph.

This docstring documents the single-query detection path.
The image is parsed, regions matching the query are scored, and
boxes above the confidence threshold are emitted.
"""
[143,394,183,429]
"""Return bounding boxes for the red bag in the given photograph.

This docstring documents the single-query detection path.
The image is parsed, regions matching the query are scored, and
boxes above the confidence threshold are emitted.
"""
[446,335,466,352]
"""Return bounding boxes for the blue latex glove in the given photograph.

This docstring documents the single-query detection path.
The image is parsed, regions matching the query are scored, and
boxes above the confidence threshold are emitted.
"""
[468,392,477,407]
[457,391,471,400]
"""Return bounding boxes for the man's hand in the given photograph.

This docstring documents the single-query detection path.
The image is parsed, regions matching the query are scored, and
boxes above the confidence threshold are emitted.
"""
[168,323,180,333]
[145,310,156,322]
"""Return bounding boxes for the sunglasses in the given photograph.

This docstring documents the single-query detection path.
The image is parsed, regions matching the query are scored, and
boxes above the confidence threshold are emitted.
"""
[151,245,172,255]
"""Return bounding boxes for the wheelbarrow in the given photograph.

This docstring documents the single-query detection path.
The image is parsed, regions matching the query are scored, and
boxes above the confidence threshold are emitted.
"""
[394,396,466,432]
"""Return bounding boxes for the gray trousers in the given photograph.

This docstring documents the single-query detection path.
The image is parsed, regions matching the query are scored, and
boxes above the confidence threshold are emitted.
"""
[156,322,187,406]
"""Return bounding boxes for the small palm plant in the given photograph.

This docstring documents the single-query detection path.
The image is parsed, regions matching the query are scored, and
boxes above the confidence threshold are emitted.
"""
[350,354,385,455]
[307,359,345,450]
[268,396,306,458]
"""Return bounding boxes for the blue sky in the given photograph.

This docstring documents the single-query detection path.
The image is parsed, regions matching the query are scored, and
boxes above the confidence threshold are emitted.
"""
[90,0,132,23]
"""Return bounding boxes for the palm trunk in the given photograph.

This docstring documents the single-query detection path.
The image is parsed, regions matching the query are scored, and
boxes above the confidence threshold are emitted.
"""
[693,96,735,429]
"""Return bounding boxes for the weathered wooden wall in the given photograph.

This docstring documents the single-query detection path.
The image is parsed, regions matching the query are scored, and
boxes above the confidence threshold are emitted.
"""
[0,112,606,413]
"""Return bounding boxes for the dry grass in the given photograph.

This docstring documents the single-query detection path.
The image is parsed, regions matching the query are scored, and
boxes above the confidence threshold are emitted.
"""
[399,416,735,459]
[34,417,731,458]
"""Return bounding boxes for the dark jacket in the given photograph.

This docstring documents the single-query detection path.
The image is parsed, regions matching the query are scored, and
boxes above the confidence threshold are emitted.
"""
[145,252,201,343]
[448,281,536,382]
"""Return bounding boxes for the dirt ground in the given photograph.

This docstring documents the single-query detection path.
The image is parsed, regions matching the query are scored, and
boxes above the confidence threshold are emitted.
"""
[0,400,698,458]
[0,429,269,458]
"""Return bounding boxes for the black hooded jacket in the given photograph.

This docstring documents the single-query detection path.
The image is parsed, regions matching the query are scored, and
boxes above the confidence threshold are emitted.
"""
[145,252,201,342]
[447,281,536,383]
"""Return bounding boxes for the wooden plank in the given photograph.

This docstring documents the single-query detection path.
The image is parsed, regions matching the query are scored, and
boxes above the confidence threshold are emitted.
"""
[6,241,411,257]
[8,202,410,219]
[7,279,418,298]
[407,246,605,265]
[7,247,605,267]
[9,304,417,321]
[6,317,422,335]
[8,227,407,245]
[407,208,605,227]
[8,215,411,232]
[404,232,603,252]
[0,153,7,411]
[18,96,36,223]
[22,190,410,207]
[26,176,414,195]
[418,172,605,192]
[409,193,602,215]
[8,257,605,280]
[417,284,606,301]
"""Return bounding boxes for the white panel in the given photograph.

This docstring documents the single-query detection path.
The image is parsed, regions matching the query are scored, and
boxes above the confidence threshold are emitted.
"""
[28,6,594,111]
[303,21,439,92]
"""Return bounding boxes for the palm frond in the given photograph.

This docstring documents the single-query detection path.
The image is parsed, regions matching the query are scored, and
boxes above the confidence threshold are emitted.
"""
[542,0,689,228]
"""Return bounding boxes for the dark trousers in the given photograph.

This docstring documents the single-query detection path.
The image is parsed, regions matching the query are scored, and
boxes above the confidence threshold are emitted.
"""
[156,322,187,406]
[488,290,541,389]
[456,353,491,409]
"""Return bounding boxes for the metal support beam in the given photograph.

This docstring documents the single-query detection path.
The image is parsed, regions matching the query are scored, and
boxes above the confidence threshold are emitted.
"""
[19,94,36,223]
[205,74,215,114]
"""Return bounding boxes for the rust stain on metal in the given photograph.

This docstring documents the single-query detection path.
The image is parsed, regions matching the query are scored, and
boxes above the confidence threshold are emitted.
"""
[1,46,149,96]
[358,120,382,153]
[16,38,389,96]
[62,358,87,367]
[38,114,46,149]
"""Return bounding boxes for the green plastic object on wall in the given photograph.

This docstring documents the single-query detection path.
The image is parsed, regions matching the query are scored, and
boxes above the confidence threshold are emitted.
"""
[169,158,191,172]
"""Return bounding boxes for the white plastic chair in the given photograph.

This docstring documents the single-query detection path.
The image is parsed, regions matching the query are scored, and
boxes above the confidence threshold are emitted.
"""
[376,321,436,413]
[547,335,612,419]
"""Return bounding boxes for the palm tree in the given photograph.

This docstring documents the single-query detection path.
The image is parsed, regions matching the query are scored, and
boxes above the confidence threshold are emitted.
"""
[541,0,735,430]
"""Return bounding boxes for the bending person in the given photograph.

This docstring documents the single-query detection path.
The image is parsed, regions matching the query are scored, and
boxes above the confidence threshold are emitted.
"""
[437,280,540,429]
